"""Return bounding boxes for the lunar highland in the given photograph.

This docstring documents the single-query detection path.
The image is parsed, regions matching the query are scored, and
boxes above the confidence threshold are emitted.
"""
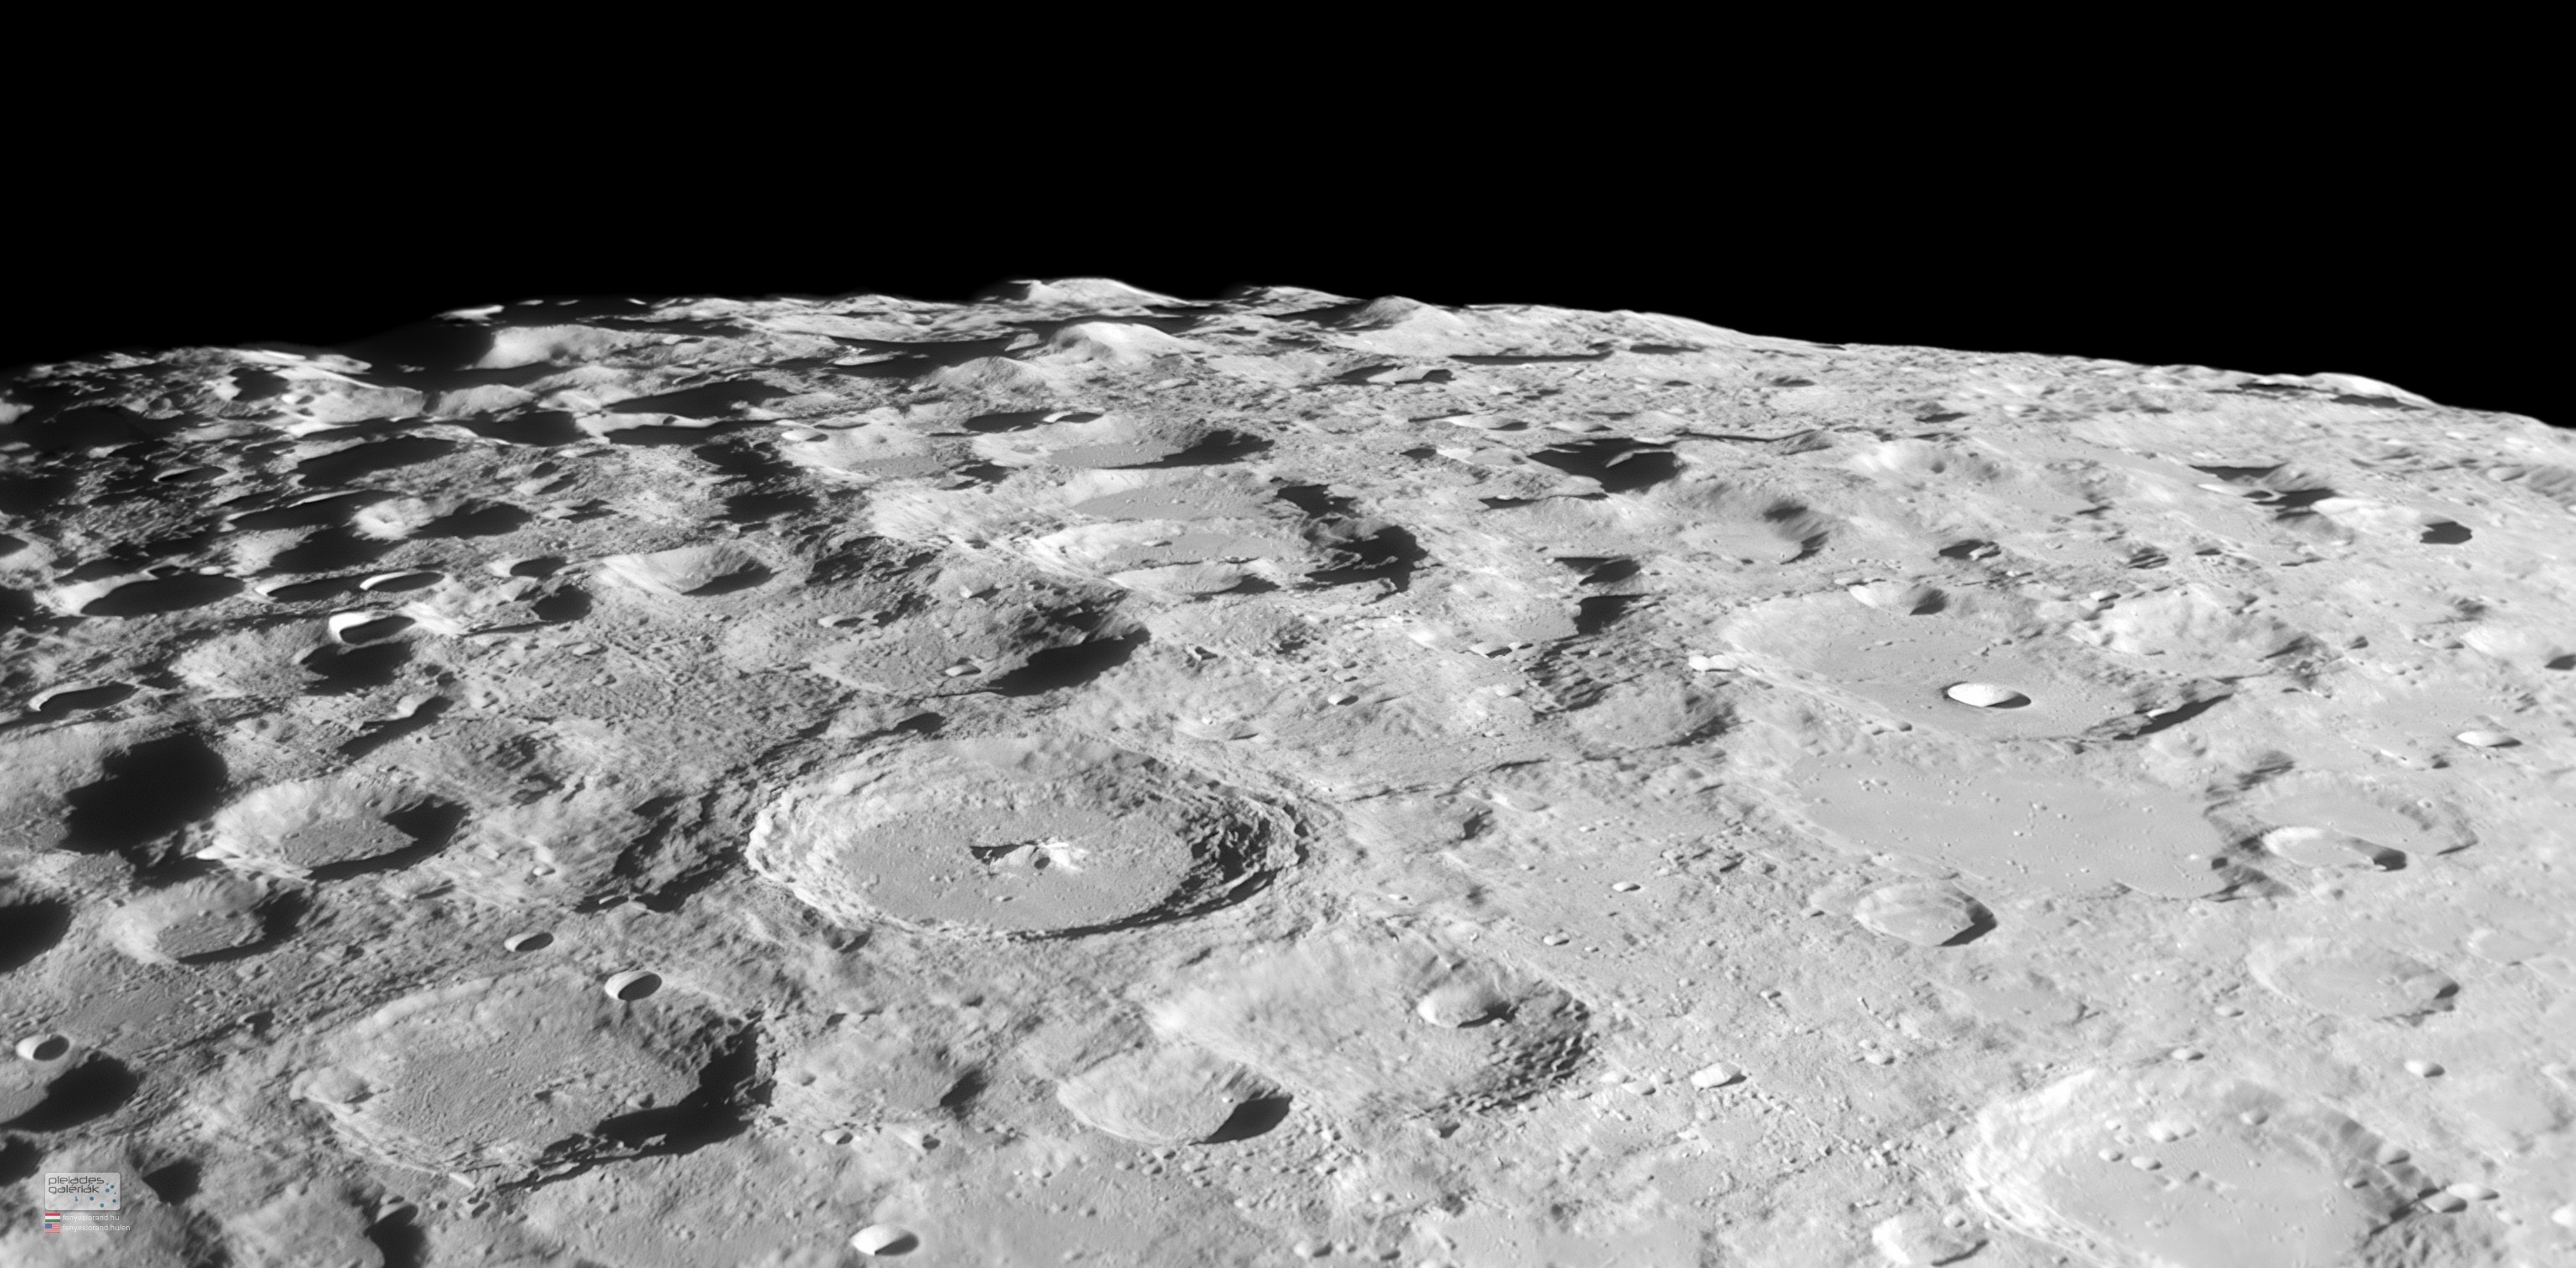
[2,278,2571,1265]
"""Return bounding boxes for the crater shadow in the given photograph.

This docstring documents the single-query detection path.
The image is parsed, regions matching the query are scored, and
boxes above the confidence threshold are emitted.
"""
[1202,1095,1293,1144]
[424,503,534,538]
[34,683,138,716]
[1574,594,1645,635]
[62,735,228,856]
[294,437,457,486]
[305,800,468,881]
[0,901,72,973]
[78,573,244,618]
[1303,525,1426,593]
[591,1027,762,1159]
[269,529,395,573]
[302,641,412,695]
[1527,439,1680,495]
[458,411,588,446]
[1,1057,139,1132]
[986,632,1147,697]
[532,587,592,623]
[139,1159,201,1204]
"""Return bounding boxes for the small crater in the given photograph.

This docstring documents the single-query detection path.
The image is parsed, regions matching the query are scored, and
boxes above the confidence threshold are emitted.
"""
[604,970,662,1002]
[1945,682,2030,709]
[358,570,444,593]
[1852,880,1994,947]
[30,683,139,716]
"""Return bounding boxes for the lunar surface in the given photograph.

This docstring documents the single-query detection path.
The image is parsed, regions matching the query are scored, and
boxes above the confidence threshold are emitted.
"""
[2,277,2571,1265]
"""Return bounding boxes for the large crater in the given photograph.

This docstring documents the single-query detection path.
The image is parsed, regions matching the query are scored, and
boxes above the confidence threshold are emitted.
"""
[746,735,1298,938]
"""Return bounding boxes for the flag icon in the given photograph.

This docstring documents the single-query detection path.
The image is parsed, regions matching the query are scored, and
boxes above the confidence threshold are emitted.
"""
[43,1212,63,1233]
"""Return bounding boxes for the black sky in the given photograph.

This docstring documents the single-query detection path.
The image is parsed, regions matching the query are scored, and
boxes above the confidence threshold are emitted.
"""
[8,76,2553,429]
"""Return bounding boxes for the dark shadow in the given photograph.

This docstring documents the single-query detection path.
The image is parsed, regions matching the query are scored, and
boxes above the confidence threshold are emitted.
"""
[305,800,466,881]
[1480,497,1540,510]
[0,1136,39,1184]
[424,502,534,537]
[335,695,454,755]
[228,367,290,401]
[1554,557,1640,586]
[634,845,740,916]
[2546,655,2575,672]
[2119,693,2232,739]
[505,556,567,578]
[225,491,399,531]
[1136,429,1272,468]
[362,572,443,594]
[1203,1096,1294,1144]
[1938,539,2002,562]
[1336,364,1457,385]
[985,633,1147,697]
[139,1159,201,1204]
[364,1204,430,1268]
[7,406,169,451]
[604,420,766,447]
[937,1068,988,1113]
[694,439,820,523]
[961,409,1058,433]
[1941,908,2000,947]
[77,573,243,618]
[301,642,411,695]
[2187,464,2284,482]
[294,437,457,486]
[3,1057,139,1132]
[331,316,506,373]
[269,529,395,573]
[34,683,138,716]
[0,901,72,973]
[681,565,774,597]
[950,461,1012,485]
[1304,525,1426,592]
[531,588,591,623]
[335,614,413,644]
[724,489,817,522]
[1574,595,1645,636]
[62,735,228,855]
[2419,521,2472,545]
[458,411,588,446]
[602,380,777,418]
[2126,547,2169,569]
[591,1027,762,1158]
[0,587,33,629]
[0,471,78,515]
[1449,350,1612,365]
[1527,439,1679,495]
[824,334,1030,377]
[1275,299,1381,325]
[1274,484,1355,517]
[258,577,358,603]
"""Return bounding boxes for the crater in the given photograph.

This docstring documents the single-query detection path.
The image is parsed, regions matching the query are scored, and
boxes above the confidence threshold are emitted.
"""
[747,736,1297,939]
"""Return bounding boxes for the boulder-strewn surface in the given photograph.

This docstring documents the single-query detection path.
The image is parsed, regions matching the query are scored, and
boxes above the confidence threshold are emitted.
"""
[2,278,2569,1265]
